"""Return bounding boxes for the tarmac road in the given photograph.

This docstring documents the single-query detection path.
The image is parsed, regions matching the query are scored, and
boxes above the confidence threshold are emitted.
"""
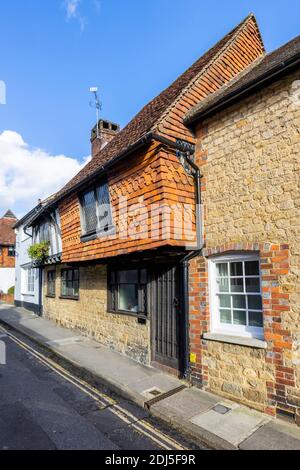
[0,325,202,450]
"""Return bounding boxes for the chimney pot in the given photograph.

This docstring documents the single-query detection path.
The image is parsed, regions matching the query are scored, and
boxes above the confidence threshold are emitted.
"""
[91,119,120,158]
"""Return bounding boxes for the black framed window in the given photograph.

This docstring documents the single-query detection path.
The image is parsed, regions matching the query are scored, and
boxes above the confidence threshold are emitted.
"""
[8,246,15,257]
[61,268,79,299]
[39,222,51,243]
[47,270,56,297]
[81,178,114,239]
[108,268,147,316]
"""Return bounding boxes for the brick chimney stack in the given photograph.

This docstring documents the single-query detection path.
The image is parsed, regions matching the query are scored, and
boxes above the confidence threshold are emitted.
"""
[91,119,120,158]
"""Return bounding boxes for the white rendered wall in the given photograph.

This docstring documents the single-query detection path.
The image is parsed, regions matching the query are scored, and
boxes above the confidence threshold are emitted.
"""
[0,268,15,294]
[14,225,39,307]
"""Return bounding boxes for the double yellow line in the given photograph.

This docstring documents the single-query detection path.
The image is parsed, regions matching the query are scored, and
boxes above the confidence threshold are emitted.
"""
[0,325,187,451]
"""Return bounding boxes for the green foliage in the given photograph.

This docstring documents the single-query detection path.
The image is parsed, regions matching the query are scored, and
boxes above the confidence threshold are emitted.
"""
[28,241,49,263]
[8,286,15,295]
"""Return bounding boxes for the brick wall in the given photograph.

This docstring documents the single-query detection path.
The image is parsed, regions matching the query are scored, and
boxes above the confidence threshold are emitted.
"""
[43,264,150,364]
[0,246,15,268]
[190,70,300,417]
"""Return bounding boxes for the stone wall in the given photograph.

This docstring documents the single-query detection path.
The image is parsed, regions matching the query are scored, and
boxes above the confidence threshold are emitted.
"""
[43,264,150,364]
[190,70,300,418]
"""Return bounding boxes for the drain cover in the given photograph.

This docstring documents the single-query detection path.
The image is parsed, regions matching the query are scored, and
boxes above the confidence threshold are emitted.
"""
[149,389,162,397]
[213,404,231,415]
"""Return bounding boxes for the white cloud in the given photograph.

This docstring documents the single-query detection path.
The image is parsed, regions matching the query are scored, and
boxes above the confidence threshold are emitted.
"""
[0,130,90,218]
[64,0,87,31]
[65,0,80,19]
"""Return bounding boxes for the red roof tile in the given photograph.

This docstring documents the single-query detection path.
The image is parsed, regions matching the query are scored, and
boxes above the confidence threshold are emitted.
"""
[53,14,258,203]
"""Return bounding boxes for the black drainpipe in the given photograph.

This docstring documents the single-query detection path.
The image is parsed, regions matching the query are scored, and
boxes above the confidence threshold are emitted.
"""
[152,134,204,379]
[179,156,203,380]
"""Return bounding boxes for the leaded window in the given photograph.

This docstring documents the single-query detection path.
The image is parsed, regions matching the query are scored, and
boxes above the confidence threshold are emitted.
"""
[81,179,114,237]
[61,268,79,299]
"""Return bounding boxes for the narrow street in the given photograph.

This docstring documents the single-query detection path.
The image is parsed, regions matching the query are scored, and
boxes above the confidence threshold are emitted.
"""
[0,325,201,451]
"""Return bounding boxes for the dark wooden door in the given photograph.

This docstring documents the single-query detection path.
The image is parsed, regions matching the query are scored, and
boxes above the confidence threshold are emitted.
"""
[151,265,181,370]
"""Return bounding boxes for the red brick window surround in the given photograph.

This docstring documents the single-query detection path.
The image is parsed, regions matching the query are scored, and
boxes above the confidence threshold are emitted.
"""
[208,252,263,339]
[189,242,294,416]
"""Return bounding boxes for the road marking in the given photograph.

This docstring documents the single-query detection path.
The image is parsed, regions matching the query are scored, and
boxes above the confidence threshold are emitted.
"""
[0,325,187,451]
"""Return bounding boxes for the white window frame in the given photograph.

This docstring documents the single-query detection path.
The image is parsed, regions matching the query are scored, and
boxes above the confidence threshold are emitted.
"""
[208,253,264,340]
[26,267,35,294]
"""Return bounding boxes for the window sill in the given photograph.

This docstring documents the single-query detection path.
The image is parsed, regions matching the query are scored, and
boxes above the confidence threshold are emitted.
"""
[59,295,79,301]
[22,293,34,297]
[107,309,147,321]
[81,226,116,243]
[202,332,267,349]
[46,294,56,299]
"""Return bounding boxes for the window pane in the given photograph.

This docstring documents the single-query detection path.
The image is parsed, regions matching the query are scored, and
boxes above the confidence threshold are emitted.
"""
[249,311,263,327]
[216,263,228,277]
[220,309,231,324]
[232,295,246,309]
[246,277,260,293]
[233,310,246,325]
[73,269,79,281]
[230,262,243,276]
[218,294,231,308]
[96,181,113,232]
[119,270,138,284]
[140,269,147,284]
[82,190,97,233]
[73,281,79,297]
[245,260,259,276]
[61,282,67,296]
[217,277,229,292]
[119,284,138,312]
[230,277,243,292]
[248,295,262,310]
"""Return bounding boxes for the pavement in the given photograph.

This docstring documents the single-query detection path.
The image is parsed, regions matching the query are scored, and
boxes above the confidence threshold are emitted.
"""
[1,303,300,450]
[0,323,198,450]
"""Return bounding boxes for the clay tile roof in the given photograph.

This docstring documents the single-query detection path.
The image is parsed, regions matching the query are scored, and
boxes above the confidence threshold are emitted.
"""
[185,34,300,125]
[0,211,18,246]
[50,13,258,205]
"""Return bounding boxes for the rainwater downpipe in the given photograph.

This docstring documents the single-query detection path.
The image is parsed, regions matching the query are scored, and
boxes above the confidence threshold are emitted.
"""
[152,134,204,379]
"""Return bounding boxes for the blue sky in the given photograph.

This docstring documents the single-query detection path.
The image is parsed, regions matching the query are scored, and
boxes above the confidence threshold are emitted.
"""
[0,0,299,217]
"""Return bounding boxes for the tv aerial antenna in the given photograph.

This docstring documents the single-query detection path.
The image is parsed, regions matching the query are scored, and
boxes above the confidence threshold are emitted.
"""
[89,87,102,138]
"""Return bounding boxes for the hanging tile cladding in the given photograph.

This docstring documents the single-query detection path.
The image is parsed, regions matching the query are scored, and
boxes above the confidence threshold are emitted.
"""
[60,143,196,263]
[156,17,264,143]
[58,16,264,263]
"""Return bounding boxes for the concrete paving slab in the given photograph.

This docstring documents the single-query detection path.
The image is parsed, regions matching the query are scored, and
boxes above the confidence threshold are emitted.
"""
[191,404,269,447]
[151,387,219,421]
[240,419,300,450]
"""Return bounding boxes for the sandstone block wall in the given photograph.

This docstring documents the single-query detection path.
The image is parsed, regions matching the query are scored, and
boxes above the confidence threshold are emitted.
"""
[190,70,300,418]
[43,264,150,364]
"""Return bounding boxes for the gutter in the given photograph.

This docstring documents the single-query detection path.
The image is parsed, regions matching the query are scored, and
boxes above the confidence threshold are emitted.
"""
[185,52,300,126]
